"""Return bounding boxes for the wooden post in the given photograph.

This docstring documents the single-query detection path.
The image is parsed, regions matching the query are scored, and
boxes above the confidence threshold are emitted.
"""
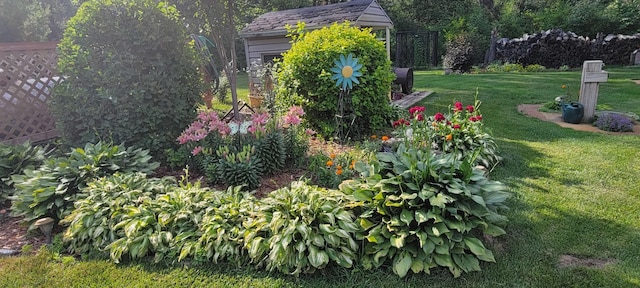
[579,60,608,123]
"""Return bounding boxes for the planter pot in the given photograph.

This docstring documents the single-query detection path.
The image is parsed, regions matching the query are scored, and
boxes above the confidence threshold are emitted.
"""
[248,95,263,108]
[562,102,584,124]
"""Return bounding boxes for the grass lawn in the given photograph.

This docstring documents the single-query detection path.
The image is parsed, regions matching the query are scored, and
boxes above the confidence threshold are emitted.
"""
[1,67,639,287]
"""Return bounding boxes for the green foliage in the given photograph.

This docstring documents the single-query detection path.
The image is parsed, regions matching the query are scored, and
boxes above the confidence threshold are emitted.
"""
[10,142,158,228]
[254,130,285,175]
[52,0,202,157]
[523,64,546,72]
[244,181,360,275]
[62,173,175,258]
[0,142,52,201]
[277,22,395,138]
[340,144,509,278]
[215,145,262,191]
[186,187,257,265]
[282,126,310,168]
[443,33,474,74]
[0,0,50,42]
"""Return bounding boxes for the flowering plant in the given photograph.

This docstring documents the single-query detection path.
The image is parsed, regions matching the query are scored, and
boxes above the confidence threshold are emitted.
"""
[594,113,634,132]
[176,106,310,190]
[390,94,500,168]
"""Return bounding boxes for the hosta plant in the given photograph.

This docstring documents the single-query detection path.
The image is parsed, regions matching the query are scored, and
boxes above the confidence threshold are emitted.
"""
[10,142,158,229]
[340,144,510,277]
[244,181,361,275]
[0,141,52,201]
[62,172,175,258]
[181,186,258,265]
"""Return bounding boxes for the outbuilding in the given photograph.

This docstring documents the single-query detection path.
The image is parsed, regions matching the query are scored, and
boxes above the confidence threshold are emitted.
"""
[239,0,394,73]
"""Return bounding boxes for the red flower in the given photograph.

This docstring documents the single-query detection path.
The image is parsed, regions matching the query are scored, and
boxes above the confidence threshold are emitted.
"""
[446,121,452,126]
[453,124,461,129]
[466,105,474,113]
[469,116,477,122]
[416,114,424,121]
[434,113,445,122]
[393,118,408,127]
[409,106,426,116]
[454,102,463,112]
[477,115,483,121]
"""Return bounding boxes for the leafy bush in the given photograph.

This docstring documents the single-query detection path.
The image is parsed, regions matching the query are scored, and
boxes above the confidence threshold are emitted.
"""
[10,142,158,228]
[277,22,395,138]
[524,64,546,72]
[594,113,634,132]
[244,181,360,275]
[443,33,474,74]
[185,187,258,265]
[53,0,202,157]
[0,142,52,202]
[215,145,263,191]
[340,144,510,278]
[62,173,175,258]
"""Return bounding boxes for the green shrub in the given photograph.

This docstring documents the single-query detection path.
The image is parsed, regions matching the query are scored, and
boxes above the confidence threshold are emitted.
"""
[0,142,52,202]
[340,144,510,278]
[524,64,546,72]
[244,181,360,275]
[443,33,474,74]
[10,142,158,228]
[52,0,202,157]
[277,22,395,138]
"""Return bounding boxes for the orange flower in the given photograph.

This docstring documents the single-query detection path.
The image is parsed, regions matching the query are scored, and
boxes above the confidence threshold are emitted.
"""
[445,134,452,141]
[371,135,377,139]
[381,135,389,141]
[562,84,567,89]
[336,169,343,175]
[349,160,355,169]
[336,165,343,170]
[329,153,336,159]
[326,160,333,167]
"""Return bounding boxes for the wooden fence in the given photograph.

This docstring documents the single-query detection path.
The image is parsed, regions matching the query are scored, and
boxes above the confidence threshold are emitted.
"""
[0,42,60,144]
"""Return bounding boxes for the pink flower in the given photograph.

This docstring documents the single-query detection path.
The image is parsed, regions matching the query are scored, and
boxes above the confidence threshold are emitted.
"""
[434,113,445,122]
[282,106,304,126]
[454,102,463,112]
[453,124,461,129]
[466,105,474,113]
[249,112,270,134]
[305,128,316,136]
[192,146,203,156]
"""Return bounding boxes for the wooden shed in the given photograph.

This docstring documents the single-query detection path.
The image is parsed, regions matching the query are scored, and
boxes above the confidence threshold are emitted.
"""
[239,0,394,76]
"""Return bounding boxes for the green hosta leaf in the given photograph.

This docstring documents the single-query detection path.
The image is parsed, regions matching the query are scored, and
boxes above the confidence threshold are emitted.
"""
[463,237,487,256]
[484,223,507,236]
[308,245,329,268]
[433,253,454,268]
[400,209,414,226]
[405,182,419,192]
[432,222,450,236]
[429,193,453,208]
[415,210,429,224]
[452,253,481,272]
[390,234,406,248]
[393,251,413,278]
[319,224,336,234]
[359,218,377,230]
[411,258,425,273]
[353,189,374,201]
[477,248,496,263]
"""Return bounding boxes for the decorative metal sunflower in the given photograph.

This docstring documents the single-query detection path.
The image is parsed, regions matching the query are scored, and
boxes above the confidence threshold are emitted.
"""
[331,53,362,90]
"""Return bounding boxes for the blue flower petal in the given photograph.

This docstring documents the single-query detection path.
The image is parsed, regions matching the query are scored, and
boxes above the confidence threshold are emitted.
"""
[339,54,347,67]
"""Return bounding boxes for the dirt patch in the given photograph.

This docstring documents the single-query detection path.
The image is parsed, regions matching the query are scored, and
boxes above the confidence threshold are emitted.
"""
[0,204,46,255]
[517,104,640,135]
[632,79,640,85]
[558,254,618,269]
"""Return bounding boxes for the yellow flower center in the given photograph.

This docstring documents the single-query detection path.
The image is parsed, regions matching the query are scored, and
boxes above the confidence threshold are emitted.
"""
[341,66,353,78]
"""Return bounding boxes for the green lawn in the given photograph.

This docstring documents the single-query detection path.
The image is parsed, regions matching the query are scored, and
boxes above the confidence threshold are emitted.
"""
[1,67,639,287]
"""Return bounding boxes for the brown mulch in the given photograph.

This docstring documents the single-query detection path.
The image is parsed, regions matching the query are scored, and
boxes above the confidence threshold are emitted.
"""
[518,104,640,135]
[0,203,46,254]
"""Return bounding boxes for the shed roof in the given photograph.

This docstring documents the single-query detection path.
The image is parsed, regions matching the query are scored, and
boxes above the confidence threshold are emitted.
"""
[239,0,392,38]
